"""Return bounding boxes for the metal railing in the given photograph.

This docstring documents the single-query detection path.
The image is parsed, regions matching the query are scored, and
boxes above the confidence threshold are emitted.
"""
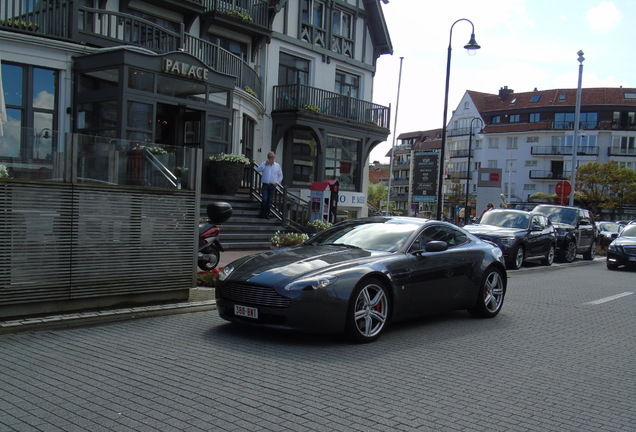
[202,0,270,29]
[0,128,197,190]
[240,164,308,231]
[273,84,391,129]
[0,1,262,99]
[183,34,262,98]
[529,170,571,180]
[531,146,599,156]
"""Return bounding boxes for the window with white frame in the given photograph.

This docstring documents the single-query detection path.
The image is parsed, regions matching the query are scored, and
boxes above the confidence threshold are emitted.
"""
[488,137,499,149]
[506,136,518,149]
[487,160,498,169]
[301,0,325,27]
[523,183,536,190]
[525,160,538,166]
[506,159,516,173]
[526,136,539,143]
[332,8,353,38]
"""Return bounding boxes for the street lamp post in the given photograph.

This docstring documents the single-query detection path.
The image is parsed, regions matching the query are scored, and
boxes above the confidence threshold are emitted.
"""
[386,57,404,215]
[464,117,483,225]
[436,18,481,220]
[569,50,585,206]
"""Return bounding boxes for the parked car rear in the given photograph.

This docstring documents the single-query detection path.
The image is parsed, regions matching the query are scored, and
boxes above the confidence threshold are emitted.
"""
[532,204,597,262]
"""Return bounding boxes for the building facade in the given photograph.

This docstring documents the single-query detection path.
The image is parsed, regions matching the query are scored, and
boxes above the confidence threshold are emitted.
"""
[0,0,393,217]
[446,86,636,217]
[386,87,635,221]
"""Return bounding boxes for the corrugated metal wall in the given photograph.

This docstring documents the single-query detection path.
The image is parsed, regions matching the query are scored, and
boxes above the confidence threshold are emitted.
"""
[0,181,198,314]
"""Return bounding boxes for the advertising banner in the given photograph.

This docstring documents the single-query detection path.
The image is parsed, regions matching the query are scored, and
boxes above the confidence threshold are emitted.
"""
[412,151,438,203]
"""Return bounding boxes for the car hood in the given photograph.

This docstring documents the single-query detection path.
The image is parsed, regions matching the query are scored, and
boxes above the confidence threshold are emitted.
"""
[612,237,636,247]
[464,225,522,237]
[226,245,387,286]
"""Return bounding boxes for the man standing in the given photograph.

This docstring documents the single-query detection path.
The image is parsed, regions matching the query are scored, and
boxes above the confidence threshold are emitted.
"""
[256,151,283,219]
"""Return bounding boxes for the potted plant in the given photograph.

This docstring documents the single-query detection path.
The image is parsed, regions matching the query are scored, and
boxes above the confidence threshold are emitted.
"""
[207,153,251,195]
[0,164,9,179]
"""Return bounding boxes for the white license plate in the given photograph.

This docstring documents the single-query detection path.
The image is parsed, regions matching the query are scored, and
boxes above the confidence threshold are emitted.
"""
[234,304,258,319]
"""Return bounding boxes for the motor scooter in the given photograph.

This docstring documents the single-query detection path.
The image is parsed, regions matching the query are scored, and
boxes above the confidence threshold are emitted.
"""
[198,202,232,271]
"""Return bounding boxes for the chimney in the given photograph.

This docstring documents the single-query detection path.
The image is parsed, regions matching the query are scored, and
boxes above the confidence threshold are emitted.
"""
[499,86,514,102]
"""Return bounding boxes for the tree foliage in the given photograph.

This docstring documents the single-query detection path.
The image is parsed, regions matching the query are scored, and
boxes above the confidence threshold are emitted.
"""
[367,182,387,209]
[576,162,636,215]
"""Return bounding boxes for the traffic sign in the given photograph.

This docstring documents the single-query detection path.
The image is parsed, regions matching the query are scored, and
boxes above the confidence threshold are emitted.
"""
[555,181,572,205]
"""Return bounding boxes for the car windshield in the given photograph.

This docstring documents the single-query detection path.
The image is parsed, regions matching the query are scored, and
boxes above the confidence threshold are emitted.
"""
[480,211,530,229]
[535,206,577,225]
[620,225,636,237]
[306,219,420,252]
[599,222,621,233]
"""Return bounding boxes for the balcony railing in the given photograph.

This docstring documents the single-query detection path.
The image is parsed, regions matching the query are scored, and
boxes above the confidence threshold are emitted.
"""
[202,0,270,29]
[529,170,571,180]
[183,34,262,99]
[273,84,391,129]
[531,146,599,156]
[449,149,473,158]
[608,147,636,156]
[1,1,261,99]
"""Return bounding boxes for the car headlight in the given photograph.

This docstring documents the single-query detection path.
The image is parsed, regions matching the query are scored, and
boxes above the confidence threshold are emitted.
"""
[218,265,235,281]
[607,243,620,252]
[499,237,516,247]
[284,275,338,291]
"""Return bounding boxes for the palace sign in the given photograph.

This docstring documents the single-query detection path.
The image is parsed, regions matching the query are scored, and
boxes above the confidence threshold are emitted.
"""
[162,59,209,81]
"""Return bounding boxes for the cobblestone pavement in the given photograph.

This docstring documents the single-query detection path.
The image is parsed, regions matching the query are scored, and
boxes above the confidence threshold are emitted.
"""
[0,258,634,431]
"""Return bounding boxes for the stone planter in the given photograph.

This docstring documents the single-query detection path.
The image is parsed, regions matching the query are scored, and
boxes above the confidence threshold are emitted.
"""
[207,161,245,195]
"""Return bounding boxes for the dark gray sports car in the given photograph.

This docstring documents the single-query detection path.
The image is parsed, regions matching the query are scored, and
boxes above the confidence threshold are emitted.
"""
[216,216,507,343]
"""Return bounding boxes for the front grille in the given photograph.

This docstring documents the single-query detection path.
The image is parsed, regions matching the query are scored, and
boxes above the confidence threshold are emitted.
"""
[219,282,291,308]
[623,246,636,255]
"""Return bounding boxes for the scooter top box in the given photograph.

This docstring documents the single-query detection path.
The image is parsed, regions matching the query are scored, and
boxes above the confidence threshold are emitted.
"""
[207,201,233,224]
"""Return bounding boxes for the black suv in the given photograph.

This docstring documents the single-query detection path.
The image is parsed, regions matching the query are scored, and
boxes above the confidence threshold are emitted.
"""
[532,204,598,262]
[464,209,557,270]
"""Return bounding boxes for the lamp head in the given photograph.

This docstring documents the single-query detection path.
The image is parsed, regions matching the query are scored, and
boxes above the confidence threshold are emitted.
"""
[464,33,481,56]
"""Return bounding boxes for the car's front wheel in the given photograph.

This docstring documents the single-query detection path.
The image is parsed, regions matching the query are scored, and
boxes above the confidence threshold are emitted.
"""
[468,267,506,318]
[583,240,596,260]
[508,246,524,270]
[562,240,577,263]
[541,244,555,266]
[345,278,390,343]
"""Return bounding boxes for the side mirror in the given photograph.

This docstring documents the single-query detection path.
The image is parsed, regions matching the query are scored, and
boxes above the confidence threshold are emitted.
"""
[424,241,448,253]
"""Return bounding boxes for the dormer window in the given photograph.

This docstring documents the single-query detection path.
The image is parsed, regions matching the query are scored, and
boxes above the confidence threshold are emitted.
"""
[510,98,517,105]
[558,94,566,102]
[530,94,541,103]
[625,92,636,100]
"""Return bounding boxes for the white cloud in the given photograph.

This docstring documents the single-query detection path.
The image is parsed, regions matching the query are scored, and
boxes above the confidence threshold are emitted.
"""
[587,1,622,32]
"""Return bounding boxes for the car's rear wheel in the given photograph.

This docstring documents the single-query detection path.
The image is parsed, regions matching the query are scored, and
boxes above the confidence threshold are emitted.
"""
[508,246,524,270]
[345,278,390,343]
[562,240,577,263]
[583,240,596,260]
[468,267,505,318]
[541,244,555,266]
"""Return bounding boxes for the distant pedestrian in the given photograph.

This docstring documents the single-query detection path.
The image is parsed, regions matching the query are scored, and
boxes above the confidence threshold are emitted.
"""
[256,151,283,219]
[479,202,494,219]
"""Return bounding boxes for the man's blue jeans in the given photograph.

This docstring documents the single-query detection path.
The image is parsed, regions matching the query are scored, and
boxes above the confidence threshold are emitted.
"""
[260,184,276,218]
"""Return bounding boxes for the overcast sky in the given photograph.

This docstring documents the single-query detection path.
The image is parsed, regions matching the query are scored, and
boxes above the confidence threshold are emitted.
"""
[370,0,635,163]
